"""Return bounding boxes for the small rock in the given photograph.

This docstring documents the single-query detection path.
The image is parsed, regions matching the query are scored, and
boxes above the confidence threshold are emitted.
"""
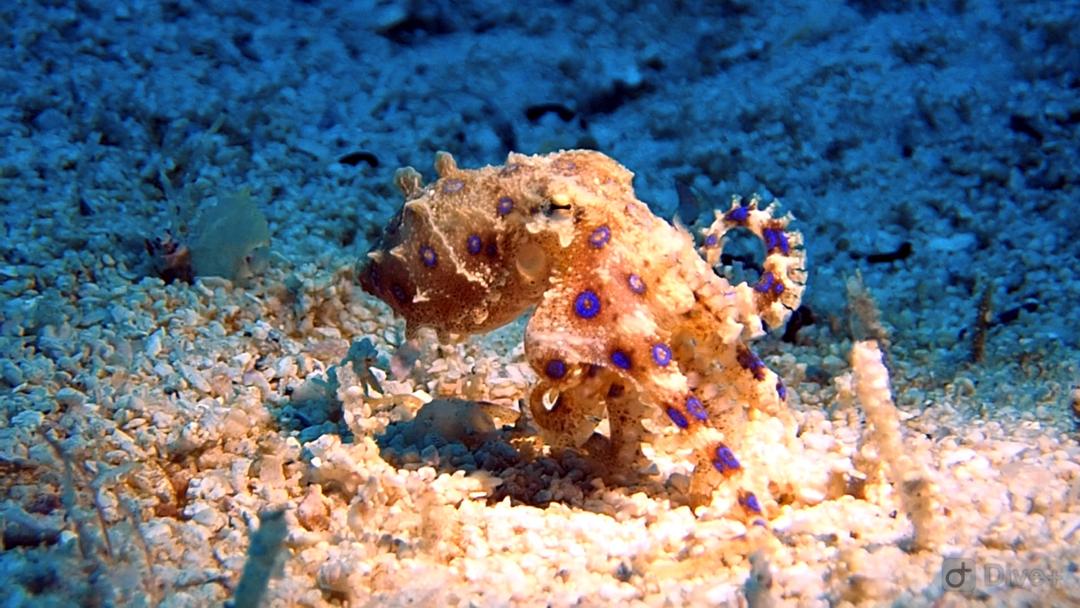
[180,363,212,394]
[10,410,44,430]
[55,387,87,408]
[403,399,497,448]
[297,486,330,532]
[145,329,163,358]
[0,359,23,386]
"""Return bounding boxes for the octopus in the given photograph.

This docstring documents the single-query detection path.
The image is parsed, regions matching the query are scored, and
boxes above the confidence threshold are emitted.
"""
[359,150,806,509]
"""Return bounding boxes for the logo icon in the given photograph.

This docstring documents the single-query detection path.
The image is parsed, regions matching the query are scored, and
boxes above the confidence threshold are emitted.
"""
[941,557,977,593]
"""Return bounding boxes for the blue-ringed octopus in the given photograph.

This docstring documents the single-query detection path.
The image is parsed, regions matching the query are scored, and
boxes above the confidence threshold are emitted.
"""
[359,149,807,510]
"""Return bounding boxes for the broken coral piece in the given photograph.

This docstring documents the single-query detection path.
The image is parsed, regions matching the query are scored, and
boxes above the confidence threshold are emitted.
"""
[359,150,806,506]
[852,340,943,551]
[401,398,499,449]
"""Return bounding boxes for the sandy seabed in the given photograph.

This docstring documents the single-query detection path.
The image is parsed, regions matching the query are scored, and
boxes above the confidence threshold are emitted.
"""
[1,1,1078,606]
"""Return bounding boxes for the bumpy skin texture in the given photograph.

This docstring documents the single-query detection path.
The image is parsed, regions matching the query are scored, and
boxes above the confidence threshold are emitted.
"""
[360,150,806,506]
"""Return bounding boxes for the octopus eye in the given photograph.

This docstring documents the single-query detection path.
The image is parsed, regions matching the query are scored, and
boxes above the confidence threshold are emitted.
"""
[541,198,572,217]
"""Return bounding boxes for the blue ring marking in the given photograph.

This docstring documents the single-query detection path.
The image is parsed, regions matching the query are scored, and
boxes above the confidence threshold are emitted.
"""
[627,273,646,294]
[466,234,482,255]
[776,380,787,401]
[726,206,749,223]
[441,178,464,194]
[712,445,741,474]
[685,396,708,421]
[705,233,719,247]
[391,284,407,303]
[755,272,776,293]
[588,225,611,248]
[419,245,438,268]
[573,290,601,319]
[737,348,767,381]
[610,349,632,370]
[496,196,514,216]
[545,359,567,379]
[763,227,791,255]
[665,407,689,429]
[651,343,672,366]
[553,158,577,173]
[739,491,762,514]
